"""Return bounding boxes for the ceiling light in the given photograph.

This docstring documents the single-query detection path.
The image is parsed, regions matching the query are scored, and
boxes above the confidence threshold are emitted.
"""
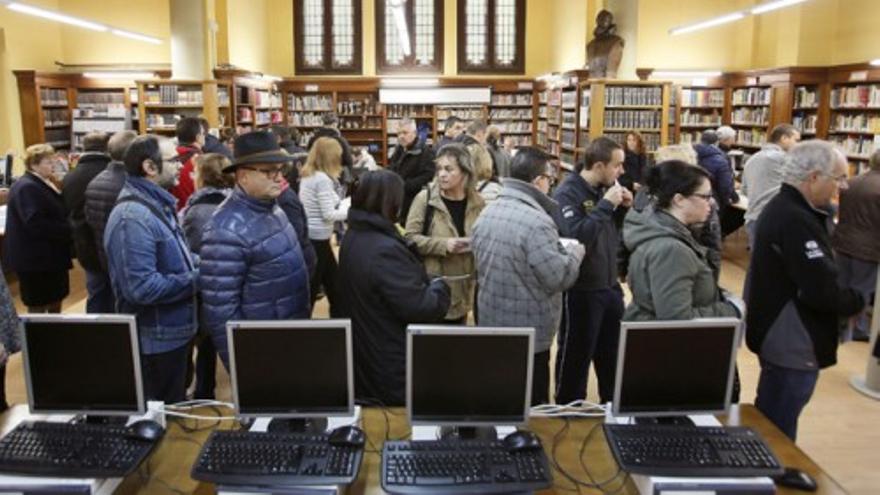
[751,0,808,15]
[381,78,439,88]
[112,29,162,45]
[870,59,880,67]
[7,2,107,31]
[652,70,723,78]
[83,72,156,79]
[670,12,746,35]
[260,74,283,82]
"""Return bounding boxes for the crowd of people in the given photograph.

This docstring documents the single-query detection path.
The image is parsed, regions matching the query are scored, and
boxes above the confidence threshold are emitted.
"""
[0,114,878,445]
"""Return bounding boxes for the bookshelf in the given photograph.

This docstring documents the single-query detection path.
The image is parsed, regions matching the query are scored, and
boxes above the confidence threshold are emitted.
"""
[827,80,880,175]
[231,78,282,133]
[386,104,436,151]
[559,84,580,167]
[577,81,592,154]
[677,87,725,145]
[536,84,549,151]
[336,92,385,164]
[138,81,206,134]
[217,82,232,129]
[436,105,487,134]
[489,90,534,147]
[71,88,130,151]
[286,92,334,146]
[583,80,670,154]
[792,84,821,139]
[728,85,772,150]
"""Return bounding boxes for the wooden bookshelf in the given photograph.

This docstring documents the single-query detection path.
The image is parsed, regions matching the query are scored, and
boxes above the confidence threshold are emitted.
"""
[336,91,385,165]
[583,79,671,154]
[676,85,726,145]
[489,88,535,146]
[576,80,592,154]
[827,64,880,176]
[138,80,206,134]
[728,81,772,150]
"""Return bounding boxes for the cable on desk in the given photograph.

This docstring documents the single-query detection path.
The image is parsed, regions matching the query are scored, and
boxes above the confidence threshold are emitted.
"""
[549,416,633,495]
[578,420,627,493]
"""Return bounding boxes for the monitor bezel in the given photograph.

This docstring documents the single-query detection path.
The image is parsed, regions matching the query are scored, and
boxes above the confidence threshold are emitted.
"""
[612,318,742,418]
[406,325,535,427]
[21,313,146,416]
[227,319,354,419]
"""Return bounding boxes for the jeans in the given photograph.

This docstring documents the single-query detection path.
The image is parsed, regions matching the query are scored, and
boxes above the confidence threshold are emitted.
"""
[754,360,819,442]
[85,270,116,314]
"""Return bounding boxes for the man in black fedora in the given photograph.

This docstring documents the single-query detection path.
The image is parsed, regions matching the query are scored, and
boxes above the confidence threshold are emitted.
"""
[199,131,311,367]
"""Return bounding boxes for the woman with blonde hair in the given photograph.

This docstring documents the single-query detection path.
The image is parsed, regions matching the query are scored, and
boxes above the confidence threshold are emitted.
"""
[4,144,72,313]
[472,142,503,203]
[406,143,485,323]
[300,137,348,315]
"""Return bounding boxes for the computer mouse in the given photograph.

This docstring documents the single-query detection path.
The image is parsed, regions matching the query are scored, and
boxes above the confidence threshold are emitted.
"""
[503,430,543,452]
[127,420,165,442]
[773,467,818,492]
[328,425,366,447]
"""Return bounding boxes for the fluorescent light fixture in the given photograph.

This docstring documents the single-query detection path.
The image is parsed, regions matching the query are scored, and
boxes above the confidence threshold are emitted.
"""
[670,12,745,35]
[751,0,808,15]
[83,72,156,79]
[691,78,709,86]
[112,29,162,44]
[536,73,558,82]
[871,59,880,66]
[381,78,439,88]
[260,74,283,82]
[653,70,723,78]
[7,2,107,31]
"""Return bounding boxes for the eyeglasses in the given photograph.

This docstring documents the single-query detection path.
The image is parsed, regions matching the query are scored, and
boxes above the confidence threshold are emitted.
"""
[539,173,557,186]
[241,166,283,180]
[822,173,848,186]
[690,192,714,202]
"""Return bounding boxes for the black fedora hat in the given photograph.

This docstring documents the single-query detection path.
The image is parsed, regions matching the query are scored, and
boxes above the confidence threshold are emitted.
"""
[224,131,294,172]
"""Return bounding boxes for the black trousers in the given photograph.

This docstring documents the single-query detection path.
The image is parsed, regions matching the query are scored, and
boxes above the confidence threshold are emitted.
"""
[0,364,7,412]
[554,287,624,405]
[532,351,551,406]
[142,345,189,404]
[310,239,339,317]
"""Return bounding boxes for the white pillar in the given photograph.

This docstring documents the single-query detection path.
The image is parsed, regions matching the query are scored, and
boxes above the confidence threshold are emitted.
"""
[850,268,880,400]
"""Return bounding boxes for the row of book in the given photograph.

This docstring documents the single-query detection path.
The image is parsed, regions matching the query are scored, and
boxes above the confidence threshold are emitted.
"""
[605,86,663,106]
[561,91,578,108]
[73,106,126,119]
[42,109,69,127]
[77,91,124,106]
[491,93,533,106]
[255,110,284,126]
[607,131,660,151]
[732,87,771,106]
[386,105,433,118]
[491,122,532,133]
[562,111,577,128]
[144,85,203,105]
[489,109,532,120]
[829,135,878,158]
[679,131,702,145]
[436,107,484,121]
[505,135,533,146]
[145,113,181,128]
[290,95,333,111]
[218,88,230,107]
[561,129,576,148]
[339,117,383,130]
[792,114,818,133]
[254,91,282,108]
[680,110,722,126]
[338,98,380,115]
[680,89,724,108]
[736,128,767,146]
[237,107,254,123]
[731,107,769,125]
[40,88,68,106]
[794,86,819,108]
[603,110,662,129]
[288,112,325,127]
[44,129,70,147]
[830,85,880,108]
[828,113,880,133]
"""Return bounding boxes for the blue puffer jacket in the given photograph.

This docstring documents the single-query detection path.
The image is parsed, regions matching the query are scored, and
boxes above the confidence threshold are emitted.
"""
[694,143,738,207]
[199,187,311,366]
[104,176,198,355]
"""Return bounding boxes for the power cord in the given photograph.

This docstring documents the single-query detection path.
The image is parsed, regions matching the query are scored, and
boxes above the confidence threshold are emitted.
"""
[548,417,631,495]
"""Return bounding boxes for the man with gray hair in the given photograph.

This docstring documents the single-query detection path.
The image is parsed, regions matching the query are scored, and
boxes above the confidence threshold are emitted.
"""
[389,117,435,222]
[715,125,736,151]
[741,123,801,247]
[745,140,864,441]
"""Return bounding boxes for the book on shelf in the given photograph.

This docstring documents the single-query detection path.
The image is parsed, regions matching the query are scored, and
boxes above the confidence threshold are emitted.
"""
[830,84,880,108]
[144,85,203,105]
[829,113,880,133]
[337,96,380,115]
[736,128,767,147]
[792,114,818,134]
[42,109,70,127]
[731,107,769,125]
[732,87,771,105]
[39,88,68,106]
[680,109,722,126]
[290,94,333,111]
[681,89,724,107]
[491,93,533,106]
[606,131,660,151]
[794,86,819,108]
[603,109,661,129]
[605,86,662,106]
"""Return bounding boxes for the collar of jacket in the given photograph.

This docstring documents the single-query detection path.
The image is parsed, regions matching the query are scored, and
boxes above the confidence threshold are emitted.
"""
[759,142,783,153]
[455,134,480,147]
[126,175,178,211]
[348,208,414,246]
[568,170,606,198]
[426,182,485,214]
[778,182,830,219]
[24,171,61,194]
[653,208,708,258]
[500,178,559,218]
[400,138,426,157]
[231,185,276,212]
[106,160,125,173]
[186,186,230,208]
[77,151,109,161]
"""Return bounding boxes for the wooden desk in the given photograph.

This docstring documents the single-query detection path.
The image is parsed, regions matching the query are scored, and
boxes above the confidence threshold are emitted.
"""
[0,405,839,494]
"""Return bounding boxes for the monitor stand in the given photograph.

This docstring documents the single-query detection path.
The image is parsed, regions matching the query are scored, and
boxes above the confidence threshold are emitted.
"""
[76,414,129,426]
[633,416,695,426]
[439,426,498,441]
[266,417,328,434]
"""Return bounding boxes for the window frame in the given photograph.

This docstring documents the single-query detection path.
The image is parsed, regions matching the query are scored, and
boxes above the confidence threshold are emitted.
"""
[375,0,445,75]
[294,0,363,75]
[456,0,526,74]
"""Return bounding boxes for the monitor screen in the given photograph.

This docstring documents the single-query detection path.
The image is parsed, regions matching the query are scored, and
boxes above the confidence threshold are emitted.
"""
[228,320,353,417]
[22,314,144,415]
[613,319,741,417]
[408,326,534,426]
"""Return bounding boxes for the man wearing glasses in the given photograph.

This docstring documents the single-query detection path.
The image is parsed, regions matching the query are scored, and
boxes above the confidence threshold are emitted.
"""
[104,135,197,403]
[746,140,864,442]
[199,132,310,369]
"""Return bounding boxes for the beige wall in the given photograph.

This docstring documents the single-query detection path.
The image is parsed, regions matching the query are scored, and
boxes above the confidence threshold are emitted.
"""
[550,0,589,73]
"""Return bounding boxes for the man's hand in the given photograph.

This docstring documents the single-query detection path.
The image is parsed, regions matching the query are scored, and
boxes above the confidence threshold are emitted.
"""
[621,187,634,208]
[603,182,625,208]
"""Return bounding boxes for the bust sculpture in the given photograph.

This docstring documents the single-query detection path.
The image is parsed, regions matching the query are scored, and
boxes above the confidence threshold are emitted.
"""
[586,10,625,79]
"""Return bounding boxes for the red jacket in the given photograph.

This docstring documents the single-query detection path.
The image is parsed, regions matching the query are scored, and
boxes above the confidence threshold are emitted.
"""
[171,144,200,210]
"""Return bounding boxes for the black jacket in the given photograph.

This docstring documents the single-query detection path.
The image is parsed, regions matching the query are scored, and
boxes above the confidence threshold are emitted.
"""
[389,139,435,223]
[337,208,450,406]
[621,149,646,192]
[4,173,72,273]
[554,172,620,291]
[203,134,233,159]
[62,152,111,271]
[84,161,127,270]
[277,187,318,279]
[746,184,864,370]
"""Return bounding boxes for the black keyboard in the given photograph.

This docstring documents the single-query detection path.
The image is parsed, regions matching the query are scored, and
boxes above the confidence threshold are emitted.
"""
[191,430,364,486]
[381,439,552,494]
[0,420,160,478]
[604,424,784,478]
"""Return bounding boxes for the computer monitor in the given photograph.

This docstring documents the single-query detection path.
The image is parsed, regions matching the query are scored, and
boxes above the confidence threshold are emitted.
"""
[612,318,742,420]
[21,314,145,416]
[227,319,353,431]
[407,326,534,430]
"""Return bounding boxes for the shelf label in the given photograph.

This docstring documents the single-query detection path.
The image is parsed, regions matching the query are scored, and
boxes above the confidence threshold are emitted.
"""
[517,82,533,91]
[849,71,868,82]
[304,84,320,92]
[747,77,758,86]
